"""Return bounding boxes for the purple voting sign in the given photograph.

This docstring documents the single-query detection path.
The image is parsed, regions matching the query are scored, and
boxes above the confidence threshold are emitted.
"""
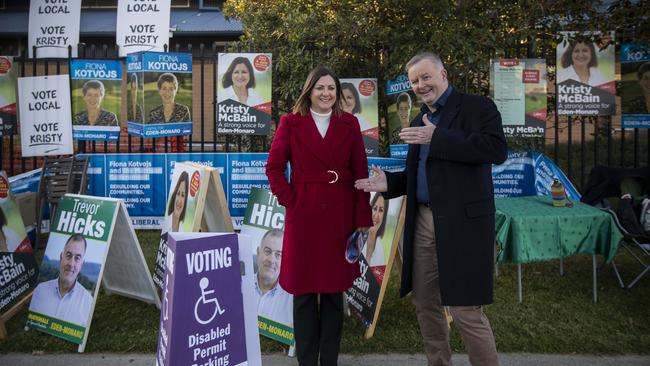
[157,233,247,366]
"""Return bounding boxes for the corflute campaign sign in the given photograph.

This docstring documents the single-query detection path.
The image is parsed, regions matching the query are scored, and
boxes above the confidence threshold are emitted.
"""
[0,170,39,314]
[340,78,379,156]
[240,188,294,346]
[490,59,547,137]
[116,0,171,57]
[0,56,18,136]
[621,43,650,128]
[26,194,160,352]
[18,75,73,157]
[556,31,616,116]
[127,51,193,138]
[386,75,418,159]
[157,233,249,366]
[346,193,404,334]
[70,60,122,141]
[217,53,273,136]
[28,0,81,58]
[27,196,117,347]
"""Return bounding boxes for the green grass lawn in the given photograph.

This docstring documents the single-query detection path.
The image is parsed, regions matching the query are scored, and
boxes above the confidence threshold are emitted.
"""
[1,230,649,354]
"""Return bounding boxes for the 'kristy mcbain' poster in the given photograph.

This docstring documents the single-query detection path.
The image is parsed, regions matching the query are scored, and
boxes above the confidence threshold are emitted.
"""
[556,31,615,116]
[217,53,272,136]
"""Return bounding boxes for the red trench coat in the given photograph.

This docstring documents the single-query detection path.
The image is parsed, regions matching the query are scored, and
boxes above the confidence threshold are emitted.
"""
[266,112,373,295]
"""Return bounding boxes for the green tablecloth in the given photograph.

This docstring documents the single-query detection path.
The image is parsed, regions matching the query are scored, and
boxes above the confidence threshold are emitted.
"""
[495,196,623,264]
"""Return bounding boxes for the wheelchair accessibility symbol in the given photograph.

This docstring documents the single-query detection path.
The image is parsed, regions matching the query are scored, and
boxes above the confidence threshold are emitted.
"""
[194,277,225,325]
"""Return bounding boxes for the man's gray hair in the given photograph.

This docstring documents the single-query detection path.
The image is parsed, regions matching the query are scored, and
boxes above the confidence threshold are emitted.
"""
[406,52,445,73]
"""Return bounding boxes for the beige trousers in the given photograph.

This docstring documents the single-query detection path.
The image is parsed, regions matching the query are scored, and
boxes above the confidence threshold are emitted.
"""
[412,204,498,366]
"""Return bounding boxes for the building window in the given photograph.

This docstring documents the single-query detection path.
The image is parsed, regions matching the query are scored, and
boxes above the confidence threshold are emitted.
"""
[171,0,190,7]
[81,0,117,7]
[199,0,221,10]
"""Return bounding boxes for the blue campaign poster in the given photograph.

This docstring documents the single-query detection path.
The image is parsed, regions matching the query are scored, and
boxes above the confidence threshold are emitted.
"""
[492,151,580,200]
[127,52,193,138]
[82,153,416,229]
[621,43,650,128]
[70,59,122,141]
[227,153,270,227]
[86,153,167,228]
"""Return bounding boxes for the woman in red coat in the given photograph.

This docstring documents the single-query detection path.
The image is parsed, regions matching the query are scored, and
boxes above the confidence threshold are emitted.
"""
[266,66,372,366]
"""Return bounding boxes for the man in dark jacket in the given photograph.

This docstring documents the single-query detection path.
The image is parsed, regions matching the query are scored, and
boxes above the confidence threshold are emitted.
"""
[356,52,507,366]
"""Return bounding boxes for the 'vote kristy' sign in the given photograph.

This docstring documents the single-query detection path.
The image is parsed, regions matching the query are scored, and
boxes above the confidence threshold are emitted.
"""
[18,75,73,157]
[28,0,81,58]
[116,0,171,57]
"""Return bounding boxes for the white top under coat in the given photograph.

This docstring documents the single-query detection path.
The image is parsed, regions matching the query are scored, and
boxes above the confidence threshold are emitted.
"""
[310,108,332,138]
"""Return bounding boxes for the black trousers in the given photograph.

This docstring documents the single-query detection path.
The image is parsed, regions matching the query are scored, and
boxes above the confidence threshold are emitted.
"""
[293,293,344,366]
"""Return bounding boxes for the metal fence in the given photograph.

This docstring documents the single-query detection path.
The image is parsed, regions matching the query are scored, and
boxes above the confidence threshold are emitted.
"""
[1,42,648,192]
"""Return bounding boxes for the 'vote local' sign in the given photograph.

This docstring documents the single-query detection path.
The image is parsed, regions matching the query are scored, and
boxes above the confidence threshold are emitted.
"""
[18,75,73,157]
[28,0,81,58]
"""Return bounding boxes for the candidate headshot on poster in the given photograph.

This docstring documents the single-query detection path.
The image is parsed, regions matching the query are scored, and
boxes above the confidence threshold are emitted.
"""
[0,56,18,136]
[29,233,94,327]
[340,78,379,156]
[220,56,264,107]
[127,73,144,123]
[557,38,607,86]
[341,82,371,131]
[0,205,27,252]
[148,73,191,124]
[391,92,412,145]
[363,193,388,267]
[254,228,292,327]
[628,62,650,114]
[73,80,118,126]
[166,170,189,232]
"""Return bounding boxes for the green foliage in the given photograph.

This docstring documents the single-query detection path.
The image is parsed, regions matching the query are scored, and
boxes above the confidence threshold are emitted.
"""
[223,0,649,154]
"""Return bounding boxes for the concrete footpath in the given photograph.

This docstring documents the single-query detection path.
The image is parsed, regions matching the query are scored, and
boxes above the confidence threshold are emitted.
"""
[1,353,650,365]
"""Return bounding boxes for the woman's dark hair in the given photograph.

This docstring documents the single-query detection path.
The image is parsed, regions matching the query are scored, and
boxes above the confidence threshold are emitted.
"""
[340,82,361,114]
[167,171,189,221]
[638,62,650,80]
[370,193,389,237]
[222,57,256,89]
[129,73,138,84]
[82,80,105,96]
[157,72,178,90]
[561,39,598,69]
[0,206,6,228]
[293,66,344,117]
[397,92,411,108]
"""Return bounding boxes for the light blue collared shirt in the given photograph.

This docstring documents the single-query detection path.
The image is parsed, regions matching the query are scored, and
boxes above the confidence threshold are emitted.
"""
[29,278,94,327]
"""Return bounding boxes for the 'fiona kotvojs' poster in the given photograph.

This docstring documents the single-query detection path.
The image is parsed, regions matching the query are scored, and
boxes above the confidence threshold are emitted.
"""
[386,74,419,159]
[621,43,650,128]
[556,31,615,116]
[216,53,272,136]
[127,51,193,138]
[70,59,122,141]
